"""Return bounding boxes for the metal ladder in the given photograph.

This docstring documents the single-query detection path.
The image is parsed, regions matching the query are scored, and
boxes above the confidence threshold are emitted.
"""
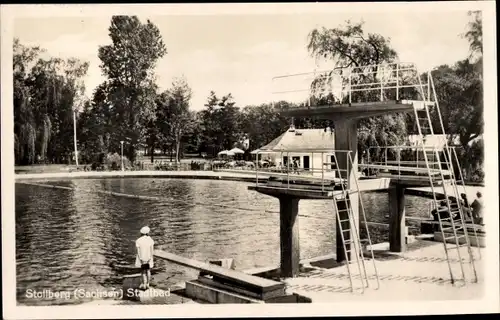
[450,146,482,259]
[428,74,482,260]
[412,73,478,285]
[329,151,380,293]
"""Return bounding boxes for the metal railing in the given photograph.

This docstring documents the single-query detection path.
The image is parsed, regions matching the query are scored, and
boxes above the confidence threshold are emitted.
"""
[271,62,434,106]
[363,145,454,180]
[253,149,357,192]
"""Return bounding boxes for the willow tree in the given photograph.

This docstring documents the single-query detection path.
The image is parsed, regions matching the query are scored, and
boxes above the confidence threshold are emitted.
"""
[13,38,40,164]
[307,21,408,156]
[464,11,483,62]
[13,38,89,165]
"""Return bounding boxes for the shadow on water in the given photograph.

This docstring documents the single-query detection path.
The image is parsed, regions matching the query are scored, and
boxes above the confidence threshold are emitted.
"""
[15,178,431,305]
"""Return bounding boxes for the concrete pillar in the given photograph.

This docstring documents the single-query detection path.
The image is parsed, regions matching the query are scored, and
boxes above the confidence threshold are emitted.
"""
[333,119,359,263]
[389,185,406,252]
[279,196,300,278]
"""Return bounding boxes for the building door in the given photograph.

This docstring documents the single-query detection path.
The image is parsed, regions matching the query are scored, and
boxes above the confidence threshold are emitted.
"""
[330,155,338,178]
[283,156,288,167]
[330,155,336,170]
[303,156,310,171]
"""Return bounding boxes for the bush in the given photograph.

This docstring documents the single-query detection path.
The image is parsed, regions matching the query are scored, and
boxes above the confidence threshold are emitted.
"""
[190,161,206,170]
[104,152,130,170]
[469,167,484,183]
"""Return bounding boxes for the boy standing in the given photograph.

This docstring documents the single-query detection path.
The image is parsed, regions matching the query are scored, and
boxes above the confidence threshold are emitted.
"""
[135,226,155,290]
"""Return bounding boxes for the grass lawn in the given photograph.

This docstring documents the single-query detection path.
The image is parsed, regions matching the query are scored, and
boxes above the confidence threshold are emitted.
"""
[15,164,78,174]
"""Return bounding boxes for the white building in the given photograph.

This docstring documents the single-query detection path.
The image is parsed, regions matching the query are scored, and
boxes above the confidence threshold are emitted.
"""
[255,126,337,176]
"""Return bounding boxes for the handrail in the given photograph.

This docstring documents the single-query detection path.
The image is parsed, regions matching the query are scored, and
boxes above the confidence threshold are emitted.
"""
[253,149,357,191]
[361,144,457,178]
[271,62,419,79]
[271,62,431,105]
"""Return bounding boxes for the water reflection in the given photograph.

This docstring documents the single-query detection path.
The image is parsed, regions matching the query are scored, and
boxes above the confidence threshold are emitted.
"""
[16,184,76,304]
[16,178,430,305]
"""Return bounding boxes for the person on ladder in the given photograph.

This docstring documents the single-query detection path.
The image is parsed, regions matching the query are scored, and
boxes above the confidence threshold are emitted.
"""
[431,200,449,221]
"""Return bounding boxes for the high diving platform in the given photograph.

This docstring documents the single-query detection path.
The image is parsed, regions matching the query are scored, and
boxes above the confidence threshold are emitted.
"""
[272,62,435,120]
[281,99,431,120]
[247,62,479,290]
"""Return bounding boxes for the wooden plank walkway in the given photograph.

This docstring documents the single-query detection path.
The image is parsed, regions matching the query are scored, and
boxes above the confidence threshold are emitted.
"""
[153,250,285,295]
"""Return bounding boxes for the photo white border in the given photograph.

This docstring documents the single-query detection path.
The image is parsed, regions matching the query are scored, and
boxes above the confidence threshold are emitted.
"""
[2,2,498,319]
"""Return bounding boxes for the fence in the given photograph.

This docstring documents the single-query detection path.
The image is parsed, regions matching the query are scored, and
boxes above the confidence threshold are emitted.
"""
[78,160,215,172]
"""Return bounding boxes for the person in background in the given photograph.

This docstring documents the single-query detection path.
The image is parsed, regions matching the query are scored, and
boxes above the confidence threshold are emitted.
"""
[293,159,299,175]
[461,193,469,207]
[471,191,484,225]
[135,226,155,290]
[460,193,472,220]
[431,200,450,221]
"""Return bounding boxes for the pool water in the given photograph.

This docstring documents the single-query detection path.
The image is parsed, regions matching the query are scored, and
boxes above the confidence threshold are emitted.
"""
[15,178,430,305]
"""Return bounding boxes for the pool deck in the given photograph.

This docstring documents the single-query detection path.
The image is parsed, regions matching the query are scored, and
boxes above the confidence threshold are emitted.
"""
[283,239,485,302]
[77,238,485,305]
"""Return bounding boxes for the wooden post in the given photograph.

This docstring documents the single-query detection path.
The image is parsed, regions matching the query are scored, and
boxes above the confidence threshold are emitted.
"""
[333,119,358,263]
[389,185,406,252]
[279,196,300,278]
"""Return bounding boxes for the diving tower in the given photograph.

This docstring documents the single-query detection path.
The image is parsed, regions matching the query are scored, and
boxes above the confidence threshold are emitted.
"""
[249,62,479,290]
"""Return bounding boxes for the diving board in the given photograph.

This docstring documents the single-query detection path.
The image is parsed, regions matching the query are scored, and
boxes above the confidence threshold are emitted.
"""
[372,160,443,165]
[154,250,285,299]
[359,163,452,175]
[219,168,340,182]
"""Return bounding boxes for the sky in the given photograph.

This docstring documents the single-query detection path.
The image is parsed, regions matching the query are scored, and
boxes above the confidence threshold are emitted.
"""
[13,10,474,111]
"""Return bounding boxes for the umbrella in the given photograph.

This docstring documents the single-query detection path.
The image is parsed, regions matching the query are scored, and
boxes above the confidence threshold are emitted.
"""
[229,147,245,154]
[218,150,229,156]
[251,149,275,154]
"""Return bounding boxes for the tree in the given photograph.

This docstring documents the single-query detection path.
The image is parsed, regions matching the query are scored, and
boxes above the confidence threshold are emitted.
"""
[423,12,484,179]
[429,60,483,176]
[308,20,398,68]
[463,11,483,62]
[164,77,194,164]
[13,38,89,165]
[240,102,296,151]
[306,20,408,152]
[97,15,166,162]
[183,112,204,155]
[218,94,241,150]
[14,38,41,165]
[199,92,241,156]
